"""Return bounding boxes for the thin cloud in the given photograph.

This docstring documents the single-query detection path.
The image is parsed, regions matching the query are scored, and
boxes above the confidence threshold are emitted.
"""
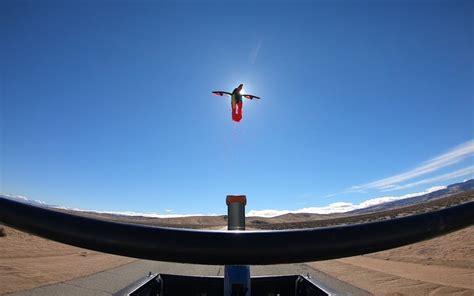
[381,166,474,192]
[351,140,474,192]
[249,40,263,65]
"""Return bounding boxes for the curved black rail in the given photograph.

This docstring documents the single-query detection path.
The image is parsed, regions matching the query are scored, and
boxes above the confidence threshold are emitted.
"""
[0,196,472,265]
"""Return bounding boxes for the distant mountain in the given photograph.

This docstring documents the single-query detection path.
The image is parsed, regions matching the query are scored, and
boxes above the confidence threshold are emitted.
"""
[0,194,51,207]
[2,180,472,226]
[349,179,474,215]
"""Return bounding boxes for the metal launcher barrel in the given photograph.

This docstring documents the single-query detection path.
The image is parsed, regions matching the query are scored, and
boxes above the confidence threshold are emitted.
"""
[226,195,247,231]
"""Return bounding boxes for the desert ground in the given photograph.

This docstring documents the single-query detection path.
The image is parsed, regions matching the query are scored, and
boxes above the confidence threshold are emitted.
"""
[309,225,474,296]
[0,226,136,294]
[1,192,472,295]
[1,226,472,295]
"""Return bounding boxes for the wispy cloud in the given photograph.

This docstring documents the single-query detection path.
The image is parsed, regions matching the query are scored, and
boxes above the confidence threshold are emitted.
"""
[350,140,474,192]
[249,40,263,65]
[247,185,447,217]
[381,166,474,192]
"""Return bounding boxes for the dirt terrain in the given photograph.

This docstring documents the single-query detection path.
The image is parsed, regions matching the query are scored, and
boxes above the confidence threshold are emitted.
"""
[0,226,135,294]
[309,226,474,295]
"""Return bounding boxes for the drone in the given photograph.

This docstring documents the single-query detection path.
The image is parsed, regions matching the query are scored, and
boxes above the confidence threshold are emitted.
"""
[212,91,261,101]
[212,84,261,122]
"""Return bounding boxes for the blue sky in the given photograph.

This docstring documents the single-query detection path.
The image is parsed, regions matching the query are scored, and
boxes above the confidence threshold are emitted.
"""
[1,0,473,216]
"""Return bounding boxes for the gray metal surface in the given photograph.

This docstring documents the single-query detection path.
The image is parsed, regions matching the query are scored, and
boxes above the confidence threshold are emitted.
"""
[227,203,246,231]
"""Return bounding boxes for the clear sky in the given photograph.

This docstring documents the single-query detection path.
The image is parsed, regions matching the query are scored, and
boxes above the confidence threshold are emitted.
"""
[2,0,473,216]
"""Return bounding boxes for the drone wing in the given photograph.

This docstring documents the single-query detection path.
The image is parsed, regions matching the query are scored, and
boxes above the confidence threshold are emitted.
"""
[212,91,232,97]
[242,94,261,100]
